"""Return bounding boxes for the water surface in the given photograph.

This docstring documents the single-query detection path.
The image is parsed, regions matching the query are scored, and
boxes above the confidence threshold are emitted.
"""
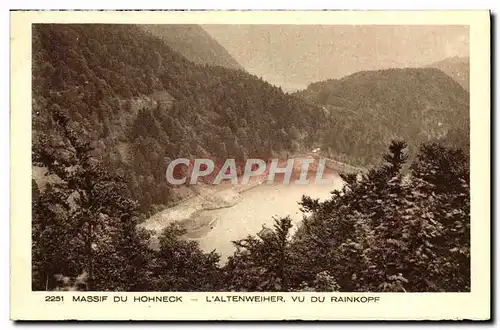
[197,172,344,262]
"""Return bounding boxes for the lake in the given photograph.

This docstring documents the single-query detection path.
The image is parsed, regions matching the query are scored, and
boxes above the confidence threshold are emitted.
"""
[195,172,344,263]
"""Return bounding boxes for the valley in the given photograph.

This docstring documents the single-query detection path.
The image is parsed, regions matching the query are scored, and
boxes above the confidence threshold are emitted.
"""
[141,153,359,262]
[31,23,471,293]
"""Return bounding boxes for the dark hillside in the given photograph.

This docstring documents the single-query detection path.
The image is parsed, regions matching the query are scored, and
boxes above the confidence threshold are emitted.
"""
[32,24,326,216]
[293,68,469,166]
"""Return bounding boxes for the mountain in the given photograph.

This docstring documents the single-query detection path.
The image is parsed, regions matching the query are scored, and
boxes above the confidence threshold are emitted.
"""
[203,25,469,93]
[426,56,469,91]
[139,24,244,71]
[293,68,469,166]
[32,24,325,216]
[31,25,470,216]
[31,24,471,294]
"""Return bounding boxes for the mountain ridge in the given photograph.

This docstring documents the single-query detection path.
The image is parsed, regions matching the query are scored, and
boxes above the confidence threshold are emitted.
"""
[425,56,469,91]
[293,67,469,165]
[139,24,245,71]
[32,23,325,216]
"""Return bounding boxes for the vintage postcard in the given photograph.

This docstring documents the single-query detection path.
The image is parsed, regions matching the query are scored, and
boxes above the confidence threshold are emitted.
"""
[10,10,490,321]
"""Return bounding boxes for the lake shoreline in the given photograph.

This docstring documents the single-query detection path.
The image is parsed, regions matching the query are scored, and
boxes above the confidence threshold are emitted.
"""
[139,154,358,253]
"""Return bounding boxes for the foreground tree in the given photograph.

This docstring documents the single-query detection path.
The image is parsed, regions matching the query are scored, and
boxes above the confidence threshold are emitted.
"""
[149,223,223,291]
[409,143,470,291]
[32,106,151,291]
[288,140,470,292]
[223,217,293,291]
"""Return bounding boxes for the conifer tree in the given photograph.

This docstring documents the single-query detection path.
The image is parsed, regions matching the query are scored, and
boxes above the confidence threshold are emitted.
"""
[33,107,152,291]
[223,216,293,291]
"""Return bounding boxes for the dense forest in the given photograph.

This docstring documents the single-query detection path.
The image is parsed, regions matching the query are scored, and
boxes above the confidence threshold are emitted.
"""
[32,24,326,216]
[293,68,469,166]
[33,109,469,292]
[32,24,470,292]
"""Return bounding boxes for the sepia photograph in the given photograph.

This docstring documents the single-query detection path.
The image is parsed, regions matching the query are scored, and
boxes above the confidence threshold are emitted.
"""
[10,10,490,321]
[31,21,471,292]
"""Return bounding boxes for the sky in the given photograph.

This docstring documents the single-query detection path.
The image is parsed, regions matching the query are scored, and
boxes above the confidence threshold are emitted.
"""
[202,25,469,92]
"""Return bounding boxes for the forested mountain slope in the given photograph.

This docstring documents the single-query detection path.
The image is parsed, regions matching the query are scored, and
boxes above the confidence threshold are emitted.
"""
[31,24,471,294]
[32,24,326,216]
[293,68,469,166]
[139,24,245,71]
[426,56,469,91]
